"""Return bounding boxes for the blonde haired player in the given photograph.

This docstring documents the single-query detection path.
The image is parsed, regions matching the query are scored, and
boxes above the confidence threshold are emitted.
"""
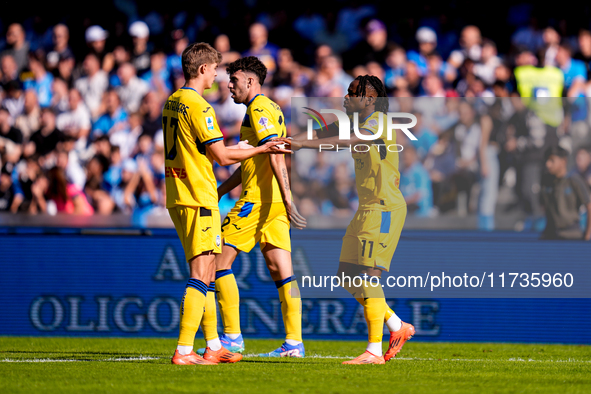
[164,43,289,365]
[286,75,415,364]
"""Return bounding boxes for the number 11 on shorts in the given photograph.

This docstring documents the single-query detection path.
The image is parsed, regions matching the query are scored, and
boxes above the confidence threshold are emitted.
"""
[361,239,374,258]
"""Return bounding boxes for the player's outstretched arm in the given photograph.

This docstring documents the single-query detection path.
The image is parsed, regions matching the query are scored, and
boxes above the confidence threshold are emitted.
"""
[206,139,291,167]
[291,122,340,141]
[268,153,307,229]
[279,128,373,151]
[218,167,242,202]
[226,140,254,150]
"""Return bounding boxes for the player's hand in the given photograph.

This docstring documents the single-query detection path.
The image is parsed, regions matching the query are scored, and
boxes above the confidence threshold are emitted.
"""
[236,140,254,149]
[276,137,302,152]
[286,200,307,229]
[260,140,293,154]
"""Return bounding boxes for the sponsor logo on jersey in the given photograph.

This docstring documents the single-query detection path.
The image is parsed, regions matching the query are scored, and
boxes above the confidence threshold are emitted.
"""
[257,117,274,131]
[203,106,211,113]
[165,167,187,179]
[253,108,264,112]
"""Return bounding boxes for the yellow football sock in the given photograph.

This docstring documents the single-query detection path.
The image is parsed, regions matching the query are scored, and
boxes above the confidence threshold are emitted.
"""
[178,279,208,347]
[362,279,386,343]
[215,269,241,335]
[200,282,218,341]
[276,276,302,342]
[385,305,395,322]
[342,276,393,324]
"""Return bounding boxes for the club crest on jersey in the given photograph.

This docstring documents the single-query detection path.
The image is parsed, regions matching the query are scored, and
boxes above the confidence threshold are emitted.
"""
[257,117,274,132]
[368,119,378,127]
[206,116,214,130]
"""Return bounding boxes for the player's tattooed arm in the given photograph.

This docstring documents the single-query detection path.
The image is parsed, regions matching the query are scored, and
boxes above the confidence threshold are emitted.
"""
[269,153,307,229]
[281,167,290,193]
[217,166,242,201]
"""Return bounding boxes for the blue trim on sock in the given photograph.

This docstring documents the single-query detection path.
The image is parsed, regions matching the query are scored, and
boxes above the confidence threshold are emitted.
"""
[208,282,216,292]
[215,269,233,280]
[186,279,208,296]
[275,275,296,289]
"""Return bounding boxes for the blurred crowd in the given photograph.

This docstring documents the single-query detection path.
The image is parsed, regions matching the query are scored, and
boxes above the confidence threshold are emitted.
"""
[1,2,591,229]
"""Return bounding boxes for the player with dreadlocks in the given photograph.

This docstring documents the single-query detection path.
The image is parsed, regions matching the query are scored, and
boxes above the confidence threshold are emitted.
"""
[287,75,414,364]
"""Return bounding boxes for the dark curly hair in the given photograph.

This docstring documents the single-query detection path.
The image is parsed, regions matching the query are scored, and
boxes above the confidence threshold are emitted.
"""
[354,75,389,113]
[226,56,267,85]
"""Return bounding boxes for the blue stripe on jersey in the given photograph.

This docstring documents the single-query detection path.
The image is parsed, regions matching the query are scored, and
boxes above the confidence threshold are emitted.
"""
[380,211,391,233]
[361,111,377,123]
[258,134,278,146]
[246,93,263,107]
[208,282,216,292]
[238,202,254,217]
[203,137,223,145]
[275,275,296,289]
[242,114,251,127]
[215,269,233,280]
[186,278,208,296]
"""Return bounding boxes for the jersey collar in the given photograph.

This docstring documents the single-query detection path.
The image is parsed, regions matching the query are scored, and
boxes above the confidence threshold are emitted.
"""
[246,93,264,107]
[180,86,199,94]
[361,111,377,124]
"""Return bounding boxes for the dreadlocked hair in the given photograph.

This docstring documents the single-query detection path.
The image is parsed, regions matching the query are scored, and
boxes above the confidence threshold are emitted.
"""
[354,75,389,113]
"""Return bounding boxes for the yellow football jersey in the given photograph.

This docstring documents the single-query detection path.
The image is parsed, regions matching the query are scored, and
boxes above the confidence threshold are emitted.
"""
[162,87,224,209]
[350,111,406,211]
[514,65,564,127]
[238,94,287,203]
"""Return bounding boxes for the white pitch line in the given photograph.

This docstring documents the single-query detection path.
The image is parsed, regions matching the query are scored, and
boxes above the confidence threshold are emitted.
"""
[1,357,161,363]
[2,356,590,363]
[246,355,591,363]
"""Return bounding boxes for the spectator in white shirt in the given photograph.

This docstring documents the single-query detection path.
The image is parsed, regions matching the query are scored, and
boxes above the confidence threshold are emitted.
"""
[116,62,150,114]
[56,88,92,154]
[75,53,108,120]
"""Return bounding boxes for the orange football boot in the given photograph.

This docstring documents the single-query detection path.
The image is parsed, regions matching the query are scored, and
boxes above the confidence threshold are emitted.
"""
[342,351,385,365]
[384,321,415,361]
[171,350,217,365]
[203,346,243,363]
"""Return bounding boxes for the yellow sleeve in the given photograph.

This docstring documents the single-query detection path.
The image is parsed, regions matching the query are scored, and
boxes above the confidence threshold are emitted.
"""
[248,104,280,146]
[361,114,383,136]
[190,106,224,145]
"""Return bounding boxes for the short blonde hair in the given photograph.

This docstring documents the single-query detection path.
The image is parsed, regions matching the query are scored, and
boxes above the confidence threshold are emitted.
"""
[182,42,222,80]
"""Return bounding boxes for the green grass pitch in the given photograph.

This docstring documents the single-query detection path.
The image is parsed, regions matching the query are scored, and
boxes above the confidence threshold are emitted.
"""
[1,337,590,393]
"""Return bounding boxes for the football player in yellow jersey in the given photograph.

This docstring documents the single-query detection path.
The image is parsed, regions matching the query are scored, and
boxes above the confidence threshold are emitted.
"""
[287,75,415,364]
[197,56,308,358]
[165,43,290,366]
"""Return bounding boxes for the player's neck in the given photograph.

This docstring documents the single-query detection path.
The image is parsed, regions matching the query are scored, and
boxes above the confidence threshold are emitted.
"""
[184,78,207,96]
[245,87,262,106]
